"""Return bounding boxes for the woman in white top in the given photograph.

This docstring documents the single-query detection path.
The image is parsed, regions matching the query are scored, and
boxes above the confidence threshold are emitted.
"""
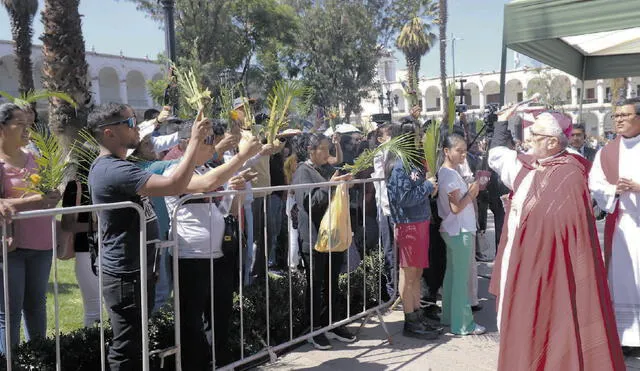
[437,134,485,336]
[164,121,261,370]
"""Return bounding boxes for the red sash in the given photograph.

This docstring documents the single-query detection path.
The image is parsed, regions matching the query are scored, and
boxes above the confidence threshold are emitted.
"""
[600,136,621,271]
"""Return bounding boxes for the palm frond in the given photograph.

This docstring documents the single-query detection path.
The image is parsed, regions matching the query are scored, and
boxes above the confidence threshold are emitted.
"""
[0,89,76,109]
[265,80,314,144]
[17,127,71,194]
[70,128,100,186]
[218,83,237,128]
[343,133,422,175]
[171,62,212,116]
[475,119,484,136]
[423,120,441,175]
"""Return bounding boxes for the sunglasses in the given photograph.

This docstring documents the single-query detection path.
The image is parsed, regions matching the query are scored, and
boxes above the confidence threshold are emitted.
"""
[98,117,137,129]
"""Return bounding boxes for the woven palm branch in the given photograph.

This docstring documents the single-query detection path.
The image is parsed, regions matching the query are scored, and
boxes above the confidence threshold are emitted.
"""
[171,62,212,116]
[15,124,71,195]
[265,80,314,144]
[343,133,422,175]
[447,83,456,132]
[217,83,237,128]
[423,120,441,175]
[0,89,76,109]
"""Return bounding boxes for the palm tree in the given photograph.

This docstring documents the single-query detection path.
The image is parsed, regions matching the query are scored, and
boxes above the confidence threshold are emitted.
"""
[1,0,38,95]
[438,0,447,120]
[395,16,436,108]
[40,0,92,152]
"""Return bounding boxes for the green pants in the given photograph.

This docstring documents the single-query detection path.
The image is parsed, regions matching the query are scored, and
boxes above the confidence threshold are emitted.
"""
[441,232,476,335]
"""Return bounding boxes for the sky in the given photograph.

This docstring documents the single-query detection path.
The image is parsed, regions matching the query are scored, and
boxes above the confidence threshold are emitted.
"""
[0,0,518,78]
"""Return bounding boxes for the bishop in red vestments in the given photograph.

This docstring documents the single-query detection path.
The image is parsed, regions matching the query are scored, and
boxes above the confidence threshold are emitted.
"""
[488,110,624,371]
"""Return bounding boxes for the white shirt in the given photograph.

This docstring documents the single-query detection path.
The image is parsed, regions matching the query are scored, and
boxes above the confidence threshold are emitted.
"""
[372,150,390,216]
[437,166,477,235]
[164,164,233,259]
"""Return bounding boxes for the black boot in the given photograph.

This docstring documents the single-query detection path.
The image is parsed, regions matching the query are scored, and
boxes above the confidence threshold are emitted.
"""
[403,311,440,340]
[418,310,444,333]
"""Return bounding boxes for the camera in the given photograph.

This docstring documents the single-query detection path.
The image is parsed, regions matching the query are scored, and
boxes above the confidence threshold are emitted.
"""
[483,103,499,124]
[455,104,467,113]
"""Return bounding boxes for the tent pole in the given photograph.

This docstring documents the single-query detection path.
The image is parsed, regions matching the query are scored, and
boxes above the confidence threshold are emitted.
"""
[578,57,586,124]
[499,37,507,108]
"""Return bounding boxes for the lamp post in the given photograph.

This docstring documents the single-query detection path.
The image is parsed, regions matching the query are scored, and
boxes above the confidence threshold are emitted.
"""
[160,0,177,62]
[451,35,463,82]
[378,89,398,116]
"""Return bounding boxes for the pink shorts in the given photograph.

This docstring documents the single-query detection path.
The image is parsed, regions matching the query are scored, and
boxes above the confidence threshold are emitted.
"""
[395,220,430,269]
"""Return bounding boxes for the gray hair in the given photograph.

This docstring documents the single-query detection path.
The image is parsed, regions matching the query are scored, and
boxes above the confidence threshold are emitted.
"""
[0,103,22,125]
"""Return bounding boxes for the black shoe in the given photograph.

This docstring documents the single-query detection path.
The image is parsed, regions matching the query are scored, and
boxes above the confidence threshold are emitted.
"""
[471,304,483,312]
[418,312,444,333]
[422,304,441,321]
[403,312,439,340]
[309,333,332,350]
[622,346,635,356]
[327,326,357,343]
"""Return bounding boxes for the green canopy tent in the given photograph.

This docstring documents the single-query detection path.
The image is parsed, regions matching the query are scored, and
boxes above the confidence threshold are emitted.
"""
[499,0,640,115]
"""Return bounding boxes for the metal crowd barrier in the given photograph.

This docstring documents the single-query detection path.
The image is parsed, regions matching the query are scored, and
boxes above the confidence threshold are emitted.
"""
[0,201,155,371]
[0,178,398,371]
[170,177,397,371]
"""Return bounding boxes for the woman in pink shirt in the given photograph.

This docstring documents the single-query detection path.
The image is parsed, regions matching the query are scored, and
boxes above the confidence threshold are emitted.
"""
[0,103,60,355]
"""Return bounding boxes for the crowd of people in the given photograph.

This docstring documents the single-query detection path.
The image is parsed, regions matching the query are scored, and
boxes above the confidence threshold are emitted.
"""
[0,94,637,370]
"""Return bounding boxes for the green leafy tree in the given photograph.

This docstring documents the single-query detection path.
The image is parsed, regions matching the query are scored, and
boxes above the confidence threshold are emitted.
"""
[296,0,381,120]
[1,0,38,96]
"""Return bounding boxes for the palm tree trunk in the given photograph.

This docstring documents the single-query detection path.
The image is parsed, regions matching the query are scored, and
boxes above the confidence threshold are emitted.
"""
[438,0,448,123]
[40,0,92,153]
[8,10,35,96]
[406,55,419,107]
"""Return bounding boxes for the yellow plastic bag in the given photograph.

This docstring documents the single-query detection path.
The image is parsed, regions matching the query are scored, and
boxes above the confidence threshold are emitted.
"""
[314,183,352,253]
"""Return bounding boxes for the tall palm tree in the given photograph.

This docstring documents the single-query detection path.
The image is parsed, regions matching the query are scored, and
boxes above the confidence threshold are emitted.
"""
[2,0,38,95]
[396,16,436,108]
[438,0,447,119]
[40,0,92,152]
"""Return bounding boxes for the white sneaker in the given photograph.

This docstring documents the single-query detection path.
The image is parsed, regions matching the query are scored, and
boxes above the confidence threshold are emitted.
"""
[470,324,486,335]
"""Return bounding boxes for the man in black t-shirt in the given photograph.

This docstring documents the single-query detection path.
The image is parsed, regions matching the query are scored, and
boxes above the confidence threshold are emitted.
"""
[87,103,210,371]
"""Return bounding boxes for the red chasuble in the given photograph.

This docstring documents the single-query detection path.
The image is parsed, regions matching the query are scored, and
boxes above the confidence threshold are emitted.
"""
[489,152,625,371]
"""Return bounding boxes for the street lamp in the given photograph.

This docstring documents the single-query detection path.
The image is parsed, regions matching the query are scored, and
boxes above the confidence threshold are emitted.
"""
[377,89,398,116]
[451,35,463,81]
[159,0,177,62]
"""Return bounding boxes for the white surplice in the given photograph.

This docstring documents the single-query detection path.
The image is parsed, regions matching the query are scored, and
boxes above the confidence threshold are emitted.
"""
[589,135,640,347]
[487,146,537,332]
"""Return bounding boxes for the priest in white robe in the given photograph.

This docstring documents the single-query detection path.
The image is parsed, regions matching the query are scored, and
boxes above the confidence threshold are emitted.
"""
[589,97,640,351]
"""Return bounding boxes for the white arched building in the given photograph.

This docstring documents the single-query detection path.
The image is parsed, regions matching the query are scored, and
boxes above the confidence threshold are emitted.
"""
[0,39,164,112]
[359,55,640,137]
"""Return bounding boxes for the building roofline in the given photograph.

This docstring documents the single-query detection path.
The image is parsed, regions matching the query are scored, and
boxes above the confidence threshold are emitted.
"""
[0,39,161,64]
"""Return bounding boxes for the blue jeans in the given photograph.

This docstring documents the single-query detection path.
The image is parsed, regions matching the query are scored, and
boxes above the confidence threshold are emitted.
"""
[267,194,284,266]
[0,248,53,354]
[378,213,396,299]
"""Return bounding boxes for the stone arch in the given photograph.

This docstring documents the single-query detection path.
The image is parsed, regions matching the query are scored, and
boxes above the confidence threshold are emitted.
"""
[424,86,441,112]
[152,72,164,81]
[581,112,599,136]
[392,89,406,113]
[483,81,500,105]
[505,79,523,105]
[550,75,571,105]
[126,70,148,108]
[0,55,20,99]
[33,59,44,91]
[99,67,121,103]
[463,82,480,108]
[603,111,614,134]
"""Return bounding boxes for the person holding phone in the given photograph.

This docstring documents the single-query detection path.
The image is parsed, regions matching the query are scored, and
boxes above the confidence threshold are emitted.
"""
[437,134,486,336]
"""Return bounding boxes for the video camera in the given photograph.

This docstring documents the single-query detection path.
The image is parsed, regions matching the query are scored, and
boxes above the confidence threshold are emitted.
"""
[455,104,467,114]
[483,103,499,125]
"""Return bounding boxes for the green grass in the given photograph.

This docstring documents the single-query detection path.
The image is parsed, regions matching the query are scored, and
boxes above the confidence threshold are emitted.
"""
[46,259,85,335]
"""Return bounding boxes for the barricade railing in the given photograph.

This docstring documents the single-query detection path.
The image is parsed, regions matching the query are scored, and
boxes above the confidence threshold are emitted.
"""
[0,201,154,371]
[0,177,397,371]
[170,177,397,371]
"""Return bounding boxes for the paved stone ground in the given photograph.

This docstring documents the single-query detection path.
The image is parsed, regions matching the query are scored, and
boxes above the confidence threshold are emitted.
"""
[257,218,640,370]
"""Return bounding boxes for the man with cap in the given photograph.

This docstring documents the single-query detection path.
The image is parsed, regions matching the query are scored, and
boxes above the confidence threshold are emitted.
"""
[487,108,624,371]
[590,97,640,355]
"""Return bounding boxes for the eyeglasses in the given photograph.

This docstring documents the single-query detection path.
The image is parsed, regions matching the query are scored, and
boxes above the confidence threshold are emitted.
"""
[612,112,639,120]
[529,130,555,140]
[98,117,137,129]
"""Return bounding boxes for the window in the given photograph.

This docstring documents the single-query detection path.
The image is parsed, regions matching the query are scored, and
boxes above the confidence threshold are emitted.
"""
[435,98,441,109]
[487,93,501,104]
[577,88,582,100]
[517,92,523,102]
[605,87,611,103]
[586,88,595,99]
